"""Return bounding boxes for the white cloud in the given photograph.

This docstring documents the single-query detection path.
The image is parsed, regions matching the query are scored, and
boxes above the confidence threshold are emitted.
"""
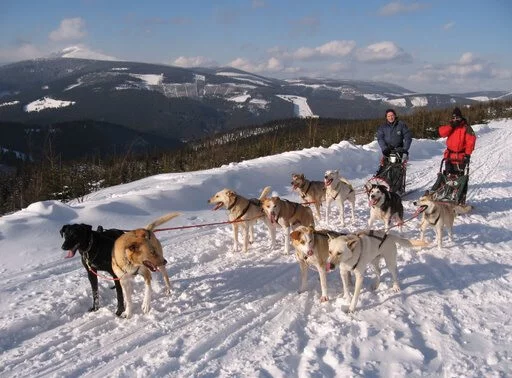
[379,1,427,16]
[355,41,412,63]
[173,56,218,67]
[49,18,87,42]
[315,40,356,57]
[459,52,475,65]
[0,43,42,62]
[229,57,286,73]
[443,21,455,30]
[271,40,356,62]
[408,53,512,86]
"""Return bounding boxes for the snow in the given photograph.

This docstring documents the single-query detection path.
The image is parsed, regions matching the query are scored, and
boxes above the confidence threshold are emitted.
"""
[276,94,316,118]
[363,93,387,101]
[23,96,76,112]
[468,96,491,102]
[216,72,270,87]
[0,100,19,108]
[0,119,511,377]
[385,98,407,107]
[59,45,119,61]
[129,73,164,86]
[249,98,269,108]
[411,96,428,107]
[227,94,251,103]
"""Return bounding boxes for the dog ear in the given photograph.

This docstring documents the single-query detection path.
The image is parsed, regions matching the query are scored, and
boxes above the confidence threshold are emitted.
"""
[347,237,359,251]
[227,190,236,198]
[290,230,301,241]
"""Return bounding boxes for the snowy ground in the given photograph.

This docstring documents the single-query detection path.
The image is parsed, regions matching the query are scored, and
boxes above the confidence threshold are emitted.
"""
[0,119,511,377]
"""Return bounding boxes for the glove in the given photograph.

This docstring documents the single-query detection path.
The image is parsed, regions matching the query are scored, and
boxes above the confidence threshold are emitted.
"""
[463,155,470,164]
[382,147,391,157]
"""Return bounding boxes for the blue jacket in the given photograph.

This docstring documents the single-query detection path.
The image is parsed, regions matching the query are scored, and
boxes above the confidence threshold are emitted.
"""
[376,119,412,154]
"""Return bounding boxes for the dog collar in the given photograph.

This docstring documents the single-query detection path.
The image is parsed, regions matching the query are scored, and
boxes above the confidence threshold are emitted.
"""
[226,195,239,211]
[81,234,94,255]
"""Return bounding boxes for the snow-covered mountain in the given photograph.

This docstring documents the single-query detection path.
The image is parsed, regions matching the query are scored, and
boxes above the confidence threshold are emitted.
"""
[0,57,509,141]
[0,118,510,376]
[49,45,119,61]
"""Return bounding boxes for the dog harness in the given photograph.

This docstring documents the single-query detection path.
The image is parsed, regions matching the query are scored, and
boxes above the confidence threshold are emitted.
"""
[350,230,388,270]
[426,208,441,225]
[273,200,299,224]
[299,181,312,199]
[329,180,354,200]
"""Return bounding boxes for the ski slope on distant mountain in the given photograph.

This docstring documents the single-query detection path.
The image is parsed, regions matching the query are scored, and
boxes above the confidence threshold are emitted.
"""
[0,120,511,377]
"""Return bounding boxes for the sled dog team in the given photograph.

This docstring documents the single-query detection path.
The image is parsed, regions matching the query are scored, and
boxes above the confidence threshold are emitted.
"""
[60,171,460,317]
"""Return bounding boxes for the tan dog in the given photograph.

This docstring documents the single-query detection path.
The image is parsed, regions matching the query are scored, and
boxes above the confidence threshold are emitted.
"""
[112,212,180,318]
[290,226,347,302]
[327,230,426,312]
[208,187,276,252]
[324,170,356,227]
[261,196,314,254]
[413,191,457,248]
[291,173,326,219]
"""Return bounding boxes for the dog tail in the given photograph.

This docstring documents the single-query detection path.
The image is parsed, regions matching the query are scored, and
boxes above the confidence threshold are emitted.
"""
[387,234,428,248]
[145,212,181,231]
[259,186,272,200]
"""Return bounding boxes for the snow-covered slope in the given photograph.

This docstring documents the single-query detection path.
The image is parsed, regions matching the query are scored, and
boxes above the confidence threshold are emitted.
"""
[0,119,511,377]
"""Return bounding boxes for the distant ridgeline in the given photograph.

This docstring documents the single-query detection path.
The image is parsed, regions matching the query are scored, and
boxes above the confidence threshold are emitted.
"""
[0,99,511,216]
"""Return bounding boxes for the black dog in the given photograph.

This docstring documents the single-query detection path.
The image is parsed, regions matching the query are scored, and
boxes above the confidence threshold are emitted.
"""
[60,224,125,316]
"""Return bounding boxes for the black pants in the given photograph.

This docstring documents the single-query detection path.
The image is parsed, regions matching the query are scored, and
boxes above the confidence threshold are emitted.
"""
[444,160,467,175]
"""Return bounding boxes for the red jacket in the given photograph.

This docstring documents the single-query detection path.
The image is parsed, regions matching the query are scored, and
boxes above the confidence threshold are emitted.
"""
[439,119,476,163]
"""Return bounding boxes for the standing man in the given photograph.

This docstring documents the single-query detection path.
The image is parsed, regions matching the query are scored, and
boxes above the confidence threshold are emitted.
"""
[374,109,413,194]
[439,107,476,174]
[430,107,477,205]
[377,108,413,162]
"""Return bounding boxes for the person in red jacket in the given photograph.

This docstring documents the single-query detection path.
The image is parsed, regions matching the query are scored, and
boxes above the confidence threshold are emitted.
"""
[439,107,476,174]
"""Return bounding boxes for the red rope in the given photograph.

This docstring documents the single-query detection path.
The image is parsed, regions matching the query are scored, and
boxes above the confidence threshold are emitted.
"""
[153,214,264,232]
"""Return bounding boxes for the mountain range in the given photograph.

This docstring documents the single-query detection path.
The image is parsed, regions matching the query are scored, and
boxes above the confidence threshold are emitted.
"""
[0,51,510,157]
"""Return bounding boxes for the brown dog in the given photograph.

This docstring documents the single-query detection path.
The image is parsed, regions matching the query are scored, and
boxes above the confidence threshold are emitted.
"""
[291,173,326,219]
[112,212,180,318]
[290,226,346,302]
[261,196,314,254]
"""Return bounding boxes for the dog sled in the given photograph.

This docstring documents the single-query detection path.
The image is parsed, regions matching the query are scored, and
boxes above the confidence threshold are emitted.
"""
[429,158,472,212]
[365,152,407,196]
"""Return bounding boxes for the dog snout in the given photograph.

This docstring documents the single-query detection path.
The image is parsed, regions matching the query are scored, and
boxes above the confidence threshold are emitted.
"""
[163,258,168,265]
[413,201,418,206]
[329,263,336,271]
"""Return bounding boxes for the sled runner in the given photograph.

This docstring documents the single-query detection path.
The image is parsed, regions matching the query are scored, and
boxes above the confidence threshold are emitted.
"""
[366,152,407,196]
[429,158,471,209]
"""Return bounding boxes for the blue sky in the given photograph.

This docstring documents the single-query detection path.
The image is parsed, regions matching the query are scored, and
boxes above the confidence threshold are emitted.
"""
[1,0,511,93]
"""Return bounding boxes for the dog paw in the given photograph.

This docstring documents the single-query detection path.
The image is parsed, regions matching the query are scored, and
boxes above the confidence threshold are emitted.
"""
[88,306,99,312]
[392,283,400,292]
[320,296,329,302]
[142,303,151,314]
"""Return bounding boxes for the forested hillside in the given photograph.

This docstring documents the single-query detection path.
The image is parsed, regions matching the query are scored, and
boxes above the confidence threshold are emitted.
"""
[1,100,511,215]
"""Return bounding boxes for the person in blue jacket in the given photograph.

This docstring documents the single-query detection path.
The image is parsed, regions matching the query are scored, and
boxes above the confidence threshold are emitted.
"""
[375,108,413,194]
[377,108,412,162]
